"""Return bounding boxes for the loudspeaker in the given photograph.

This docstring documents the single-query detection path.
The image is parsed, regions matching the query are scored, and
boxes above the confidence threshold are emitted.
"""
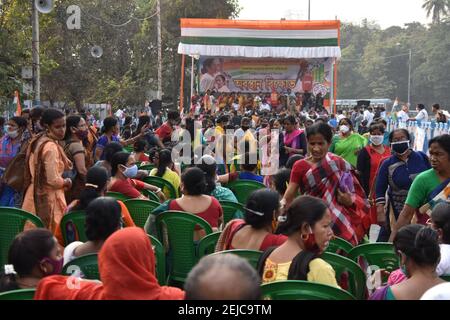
[90,45,103,58]
[35,0,53,14]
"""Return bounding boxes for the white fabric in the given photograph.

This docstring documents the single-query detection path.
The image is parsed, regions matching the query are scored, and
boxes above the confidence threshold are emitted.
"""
[364,110,374,125]
[178,43,342,59]
[259,103,271,112]
[63,241,84,267]
[200,73,216,92]
[337,114,346,122]
[397,110,409,123]
[437,244,450,276]
[415,109,429,122]
[421,283,450,300]
[181,27,338,39]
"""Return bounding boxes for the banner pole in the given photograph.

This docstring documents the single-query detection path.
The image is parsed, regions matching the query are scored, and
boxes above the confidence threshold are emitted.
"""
[180,54,186,113]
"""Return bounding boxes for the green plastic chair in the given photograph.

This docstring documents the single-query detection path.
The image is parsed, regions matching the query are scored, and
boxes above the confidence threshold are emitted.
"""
[197,232,222,259]
[321,252,367,300]
[139,164,156,171]
[0,289,36,300]
[123,199,161,228]
[148,234,167,285]
[62,253,100,280]
[226,180,266,204]
[60,210,87,246]
[142,189,161,203]
[348,243,400,274]
[144,176,178,199]
[325,237,354,255]
[0,207,45,266]
[441,275,450,281]
[219,201,245,225]
[105,192,132,202]
[155,211,213,284]
[211,249,262,269]
[123,145,133,153]
[261,280,356,300]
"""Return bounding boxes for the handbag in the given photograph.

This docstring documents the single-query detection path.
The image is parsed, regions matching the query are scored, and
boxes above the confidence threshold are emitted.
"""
[2,141,29,192]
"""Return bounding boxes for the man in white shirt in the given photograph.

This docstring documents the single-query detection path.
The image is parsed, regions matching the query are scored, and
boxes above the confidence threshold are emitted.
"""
[397,104,409,123]
[259,99,271,113]
[363,107,374,125]
[412,104,429,122]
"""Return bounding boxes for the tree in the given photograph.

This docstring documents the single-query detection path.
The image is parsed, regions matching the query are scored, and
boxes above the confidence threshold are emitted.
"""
[422,0,449,24]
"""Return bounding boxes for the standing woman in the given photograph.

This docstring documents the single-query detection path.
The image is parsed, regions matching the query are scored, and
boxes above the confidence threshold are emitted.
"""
[0,116,30,207]
[375,129,431,242]
[63,115,89,204]
[22,109,73,233]
[330,118,367,168]
[356,123,391,224]
[283,116,307,158]
[282,123,370,245]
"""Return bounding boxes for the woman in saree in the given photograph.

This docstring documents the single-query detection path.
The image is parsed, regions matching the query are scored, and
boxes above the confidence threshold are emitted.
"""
[329,118,367,167]
[375,129,431,242]
[390,134,450,242]
[283,115,307,158]
[282,122,371,246]
[22,109,73,234]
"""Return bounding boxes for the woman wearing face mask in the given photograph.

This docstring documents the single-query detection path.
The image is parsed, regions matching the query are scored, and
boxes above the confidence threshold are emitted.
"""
[0,229,63,293]
[215,189,287,252]
[257,196,338,287]
[22,109,73,233]
[330,118,367,168]
[356,123,391,224]
[108,152,164,200]
[0,116,30,207]
[390,134,450,242]
[374,129,431,242]
[370,225,444,300]
[63,115,90,204]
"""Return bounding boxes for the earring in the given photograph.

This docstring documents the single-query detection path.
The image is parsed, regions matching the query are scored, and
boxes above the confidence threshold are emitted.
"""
[301,233,309,241]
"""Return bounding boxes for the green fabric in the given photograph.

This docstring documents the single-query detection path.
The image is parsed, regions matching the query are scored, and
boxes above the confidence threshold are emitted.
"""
[181,36,338,47]
[386,286,396,301]
[405,169,441,209]
[211,186,238,203]
[329,133,367,167]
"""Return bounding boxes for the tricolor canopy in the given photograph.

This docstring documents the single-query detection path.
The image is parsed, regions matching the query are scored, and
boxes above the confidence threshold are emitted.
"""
[178,19,341,59]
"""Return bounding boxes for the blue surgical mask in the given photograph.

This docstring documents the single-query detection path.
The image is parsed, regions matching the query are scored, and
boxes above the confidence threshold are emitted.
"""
[122,164,138,178]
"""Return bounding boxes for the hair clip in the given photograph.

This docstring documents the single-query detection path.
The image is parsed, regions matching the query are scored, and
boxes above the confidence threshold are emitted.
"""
[244,207,265,217]
[278,215,287,223]
[85,183,99,189]
[4,264,16,275]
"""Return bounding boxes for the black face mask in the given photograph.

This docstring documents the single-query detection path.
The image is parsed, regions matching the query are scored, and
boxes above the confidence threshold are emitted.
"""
[391,141,410,155]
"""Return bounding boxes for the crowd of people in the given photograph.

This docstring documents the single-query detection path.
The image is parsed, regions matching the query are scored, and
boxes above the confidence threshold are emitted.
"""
[0,96,449,300]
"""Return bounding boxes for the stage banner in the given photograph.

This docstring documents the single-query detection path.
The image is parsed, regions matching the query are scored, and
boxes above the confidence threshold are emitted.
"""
[198,57,333,97]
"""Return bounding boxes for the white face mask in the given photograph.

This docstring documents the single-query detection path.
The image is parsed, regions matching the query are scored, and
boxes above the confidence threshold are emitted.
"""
[7,130,19,139]
[340,125,350,134]
[370,135,384,146]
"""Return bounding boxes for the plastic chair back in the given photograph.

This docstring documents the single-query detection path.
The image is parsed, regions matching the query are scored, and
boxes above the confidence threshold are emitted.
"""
[441,275,450,282]
[139,164,156,171]
[62,253,100,280]
[123,199,160,228]
[144,176,178,199]
[197,232,221,259]
[155,211,213,284]
[261,280,356,300]
[226,180,266,204]
[219,201,245,225]
[0,207,45,266]
[325,236,354,255]
[348,243,400,274]
[148,234,166,285]
[321,252,367,300]
[0,289,36,300]
[142,189,161,203]
[211,249,262,269]
[60,211,87,246]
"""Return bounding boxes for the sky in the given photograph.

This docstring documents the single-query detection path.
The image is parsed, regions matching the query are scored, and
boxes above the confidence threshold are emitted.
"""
[238,0,430,29]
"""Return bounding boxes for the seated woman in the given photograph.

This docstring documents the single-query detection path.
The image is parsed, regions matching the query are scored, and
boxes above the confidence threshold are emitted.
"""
[34,228,185,300]
[257,196,338,288]
[108,152,165,201]
[370,224,445,300]
[149,149,181,198]
[132,139,150,163]
[429,202,450,277]
[0,229,62,292]
[93,142,123,178]
[216,189,287,252]
[63,197,122,266]
[146,167,223,240]
[270,168,291,198]
[219,152,264,184]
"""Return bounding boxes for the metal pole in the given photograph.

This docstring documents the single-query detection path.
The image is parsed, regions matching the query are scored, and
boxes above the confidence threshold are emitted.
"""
[156,0,162,100]
[408,49,412,107]
[190,56,194,107]
[308,0,311,20]
[32,0,41,105]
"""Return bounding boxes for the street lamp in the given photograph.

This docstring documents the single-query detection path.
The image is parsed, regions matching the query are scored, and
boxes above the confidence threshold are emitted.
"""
[396,43,412,107]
